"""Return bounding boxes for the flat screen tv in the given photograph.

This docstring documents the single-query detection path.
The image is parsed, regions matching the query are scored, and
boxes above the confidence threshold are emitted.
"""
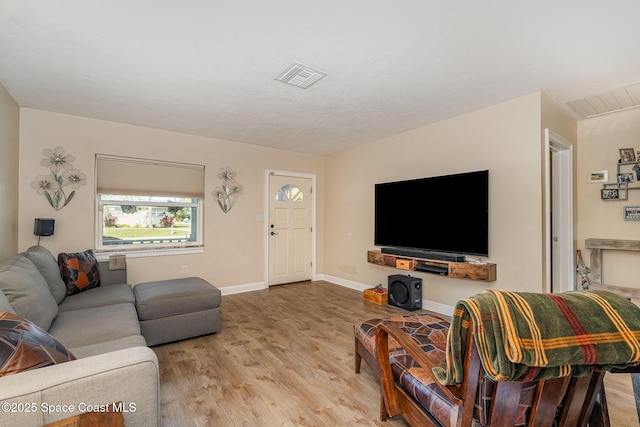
[374,170,489,257]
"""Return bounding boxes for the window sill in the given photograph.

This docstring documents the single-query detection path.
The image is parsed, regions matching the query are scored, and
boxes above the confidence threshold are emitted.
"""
[94,246,204,261]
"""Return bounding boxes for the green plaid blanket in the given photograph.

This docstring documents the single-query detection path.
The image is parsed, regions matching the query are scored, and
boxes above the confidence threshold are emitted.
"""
[434,290,640,385]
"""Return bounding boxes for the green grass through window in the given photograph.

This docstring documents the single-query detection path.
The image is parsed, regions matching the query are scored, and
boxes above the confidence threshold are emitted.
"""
[103,223,191,239]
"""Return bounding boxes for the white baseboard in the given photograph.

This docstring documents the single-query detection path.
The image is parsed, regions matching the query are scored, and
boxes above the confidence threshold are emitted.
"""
[219,281,266,296]
[421,299,455,317]
[317,274,454,317]
[317,274,371,292]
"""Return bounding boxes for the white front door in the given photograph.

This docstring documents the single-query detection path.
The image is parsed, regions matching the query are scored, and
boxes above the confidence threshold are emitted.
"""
[268,175,312,286]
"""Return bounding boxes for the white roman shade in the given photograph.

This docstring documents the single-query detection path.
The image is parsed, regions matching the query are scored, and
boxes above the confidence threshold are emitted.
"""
[96,155,205,198]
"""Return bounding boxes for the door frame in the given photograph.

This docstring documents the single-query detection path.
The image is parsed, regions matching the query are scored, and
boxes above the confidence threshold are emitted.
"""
[544,128,575,293]
[263,169,317,287]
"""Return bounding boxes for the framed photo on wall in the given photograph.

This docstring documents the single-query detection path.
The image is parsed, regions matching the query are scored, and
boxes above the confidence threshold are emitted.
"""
[602,182,629,200]
[588,170,608,183]
[623,205,640,221]
[619,148,636,163]
[601,188,619,200]
[617,172,634,183]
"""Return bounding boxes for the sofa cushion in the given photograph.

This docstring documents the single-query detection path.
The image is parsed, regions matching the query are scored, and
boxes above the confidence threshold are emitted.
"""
[24,245,67,304]
[0,312,75,377]
[58,250,101,295]
[0,291,15,314]
[48,303,140,348]
[97,260,127,286]
[57,284,135,312]
[134,277,221,320]
[69,335,147,359]
[0,255,58,331]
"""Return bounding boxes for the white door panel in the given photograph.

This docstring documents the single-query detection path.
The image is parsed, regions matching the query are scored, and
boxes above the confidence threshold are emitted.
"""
[545,129,574,293]
[268,175,312,285]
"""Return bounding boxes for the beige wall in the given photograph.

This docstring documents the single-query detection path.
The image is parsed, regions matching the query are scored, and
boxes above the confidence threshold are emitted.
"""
[0,84,19,259]
[18,108,325,288]
[324,93,547,308]
[577,107,640,290]
[11,92,584,308]
[541,92,577,144]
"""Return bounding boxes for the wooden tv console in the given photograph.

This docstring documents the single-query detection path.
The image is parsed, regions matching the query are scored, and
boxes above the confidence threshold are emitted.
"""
[367,250,496,282]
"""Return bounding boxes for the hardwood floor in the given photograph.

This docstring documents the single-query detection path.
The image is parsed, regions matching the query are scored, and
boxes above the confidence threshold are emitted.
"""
[153,281,639,427]
[605,371,639,427]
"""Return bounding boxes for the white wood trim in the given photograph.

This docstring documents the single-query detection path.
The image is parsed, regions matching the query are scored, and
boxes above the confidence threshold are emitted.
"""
[219,281,266,296]
[544,129,575,293]
[317,274,370,292]
[94,246,204,261]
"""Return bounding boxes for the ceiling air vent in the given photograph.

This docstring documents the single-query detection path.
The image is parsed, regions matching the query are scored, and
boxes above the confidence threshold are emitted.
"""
[567,83,640,119]
[275,62,327,89]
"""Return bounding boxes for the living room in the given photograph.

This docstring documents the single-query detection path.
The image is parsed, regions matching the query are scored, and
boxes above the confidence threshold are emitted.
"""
[4,92,640,310]
[1,2,640,426]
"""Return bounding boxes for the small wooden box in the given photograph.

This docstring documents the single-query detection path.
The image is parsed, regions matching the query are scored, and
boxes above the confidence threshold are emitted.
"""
[364,288,388,305]
[367,251,385,265]
[396,259,414,270]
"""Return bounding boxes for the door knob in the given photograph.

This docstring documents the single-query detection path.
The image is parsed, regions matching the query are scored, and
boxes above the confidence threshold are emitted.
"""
[271,231,278,235]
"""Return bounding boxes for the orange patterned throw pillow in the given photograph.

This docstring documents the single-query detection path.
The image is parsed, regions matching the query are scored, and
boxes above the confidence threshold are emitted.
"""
[58,250,101,295]
[0,312,75,377]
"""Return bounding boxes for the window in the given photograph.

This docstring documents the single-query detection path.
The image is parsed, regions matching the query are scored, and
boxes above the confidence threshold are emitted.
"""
[275,184,304,202]
[95,155,204,255]
[98,195,201,248]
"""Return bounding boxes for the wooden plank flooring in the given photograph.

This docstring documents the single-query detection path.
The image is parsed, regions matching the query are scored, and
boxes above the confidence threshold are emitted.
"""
[153,281,639,427]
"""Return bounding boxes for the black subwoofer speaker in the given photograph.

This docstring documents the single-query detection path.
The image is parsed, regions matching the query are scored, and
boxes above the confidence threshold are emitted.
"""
[388,274,422,311]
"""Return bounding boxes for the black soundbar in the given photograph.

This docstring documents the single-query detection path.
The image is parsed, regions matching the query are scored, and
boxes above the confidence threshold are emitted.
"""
[381,247,466,262]
[414,263,449,275]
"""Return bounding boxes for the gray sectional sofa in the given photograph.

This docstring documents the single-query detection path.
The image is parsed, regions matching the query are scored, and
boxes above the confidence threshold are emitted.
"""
[0,246,160,426]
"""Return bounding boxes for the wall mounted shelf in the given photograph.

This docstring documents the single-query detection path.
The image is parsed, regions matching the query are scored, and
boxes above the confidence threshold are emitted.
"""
[367,250,496,282]
[601,161,640,200]
[584,238,640,299]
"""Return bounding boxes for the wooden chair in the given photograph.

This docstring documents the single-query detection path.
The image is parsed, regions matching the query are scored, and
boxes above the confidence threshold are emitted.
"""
[354,314,451,421]
[375,321,614,427]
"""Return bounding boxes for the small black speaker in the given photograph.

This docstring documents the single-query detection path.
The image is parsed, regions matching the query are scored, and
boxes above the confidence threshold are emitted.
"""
[34,218,55,236]
[388,274,422,311]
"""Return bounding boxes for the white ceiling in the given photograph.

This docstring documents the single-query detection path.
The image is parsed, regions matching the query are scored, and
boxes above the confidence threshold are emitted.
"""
[2,1,640,155]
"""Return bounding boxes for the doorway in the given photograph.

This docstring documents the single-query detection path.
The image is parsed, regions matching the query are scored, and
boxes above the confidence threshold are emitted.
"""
[265,171,316,286]
[544,129,574,293]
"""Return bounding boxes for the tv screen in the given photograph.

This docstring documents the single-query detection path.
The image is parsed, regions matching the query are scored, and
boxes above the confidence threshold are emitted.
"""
[374,170,489,257]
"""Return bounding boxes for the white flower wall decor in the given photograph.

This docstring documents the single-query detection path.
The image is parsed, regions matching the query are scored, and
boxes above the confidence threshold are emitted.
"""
[30,146,87,210]
[214,166,243,213]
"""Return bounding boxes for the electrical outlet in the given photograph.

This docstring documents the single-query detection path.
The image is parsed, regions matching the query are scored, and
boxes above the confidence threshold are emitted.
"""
[181,265,187,274]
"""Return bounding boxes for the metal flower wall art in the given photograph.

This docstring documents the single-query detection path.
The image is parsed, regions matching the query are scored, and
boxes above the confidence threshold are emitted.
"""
[214,166,243,213]
[30,146,87,210]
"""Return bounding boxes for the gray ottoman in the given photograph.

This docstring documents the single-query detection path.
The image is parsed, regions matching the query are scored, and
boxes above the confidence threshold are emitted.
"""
[133,277,221,346]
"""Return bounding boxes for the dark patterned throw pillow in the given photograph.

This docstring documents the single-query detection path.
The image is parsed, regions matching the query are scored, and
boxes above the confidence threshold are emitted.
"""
[0,312,76,377]
[58,250,101,295]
